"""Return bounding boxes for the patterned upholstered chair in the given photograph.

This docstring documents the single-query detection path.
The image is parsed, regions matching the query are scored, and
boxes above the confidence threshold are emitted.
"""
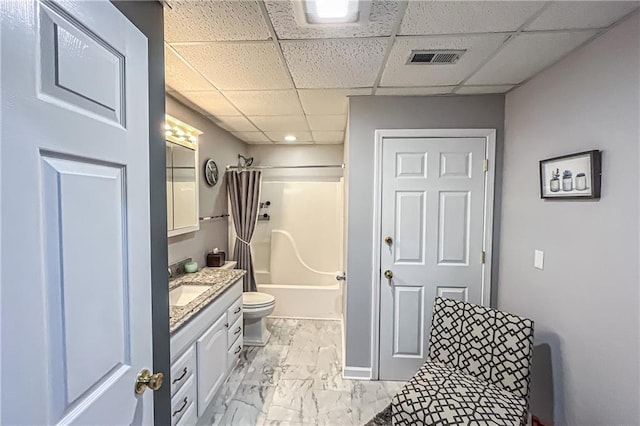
[391,297,534,426]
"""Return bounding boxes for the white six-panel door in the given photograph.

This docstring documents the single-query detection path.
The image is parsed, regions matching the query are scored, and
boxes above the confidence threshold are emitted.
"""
[377,132,493,380]
[1,1,153,424]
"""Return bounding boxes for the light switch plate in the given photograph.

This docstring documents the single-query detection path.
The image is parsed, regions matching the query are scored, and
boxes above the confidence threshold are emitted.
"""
[534,250,544,270]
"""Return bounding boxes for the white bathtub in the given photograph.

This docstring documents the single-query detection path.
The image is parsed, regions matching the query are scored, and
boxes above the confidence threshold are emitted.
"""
[257,283,343,320]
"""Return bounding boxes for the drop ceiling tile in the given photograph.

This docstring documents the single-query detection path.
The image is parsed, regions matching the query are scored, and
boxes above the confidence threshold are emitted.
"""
[223,90,303,116]
[380,35,507,87]
[312,131,345,143]
[467,31,597,85]
[527,1,639,31]
[266,131,313,143]
[375,87,455,96]
[174,43,292,90]
[399,2,545,35]
[165,46,214,92]
[264,0,401,39]
[214,116,259,132]
[281,39,387,88]
[165,0,270,42]
[249,115,309,132]
[231,132,272,144]
[307,115,346,131]
[298,89,372,115]
[456,85,514,94]
[177,91,241,116]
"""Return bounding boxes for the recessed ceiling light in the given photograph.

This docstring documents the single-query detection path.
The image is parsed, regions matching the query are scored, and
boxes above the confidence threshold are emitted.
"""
[304,0,359,24]
[284,135,297,142]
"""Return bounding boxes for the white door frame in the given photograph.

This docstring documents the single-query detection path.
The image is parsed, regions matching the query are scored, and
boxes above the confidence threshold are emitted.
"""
[370,128,497,380]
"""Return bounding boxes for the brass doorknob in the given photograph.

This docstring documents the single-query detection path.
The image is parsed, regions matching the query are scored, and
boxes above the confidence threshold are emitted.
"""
[384,270,393,279]
[384,236,393,245]
[135,369,164,394]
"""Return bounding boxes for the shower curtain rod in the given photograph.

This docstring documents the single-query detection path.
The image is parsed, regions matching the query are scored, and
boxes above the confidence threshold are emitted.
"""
[226,164,345,170]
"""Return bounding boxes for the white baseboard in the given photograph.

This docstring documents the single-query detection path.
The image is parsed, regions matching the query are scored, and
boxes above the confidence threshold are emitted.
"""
[343,366,372,380]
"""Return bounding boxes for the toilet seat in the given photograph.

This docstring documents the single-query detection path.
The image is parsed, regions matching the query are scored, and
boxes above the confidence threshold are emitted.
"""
[243,292,275,309]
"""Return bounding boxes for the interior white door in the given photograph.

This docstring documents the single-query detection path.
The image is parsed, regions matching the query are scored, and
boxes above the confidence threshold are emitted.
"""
[1,1,153,424]
[378,136,489,380]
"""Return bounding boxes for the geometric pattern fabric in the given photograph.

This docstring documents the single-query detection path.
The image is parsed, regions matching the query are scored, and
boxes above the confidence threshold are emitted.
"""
[392,297,535,426]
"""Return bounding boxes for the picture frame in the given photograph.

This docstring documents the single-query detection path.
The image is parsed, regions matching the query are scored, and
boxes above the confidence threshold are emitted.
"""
[539,150,601,199]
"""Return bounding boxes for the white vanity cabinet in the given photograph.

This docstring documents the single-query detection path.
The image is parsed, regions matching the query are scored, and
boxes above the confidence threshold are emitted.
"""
[170,279,244,424]
[196,313,228,415]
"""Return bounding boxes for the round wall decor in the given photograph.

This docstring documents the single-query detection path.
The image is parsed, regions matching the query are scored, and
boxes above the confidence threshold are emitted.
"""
[204,158,219,186]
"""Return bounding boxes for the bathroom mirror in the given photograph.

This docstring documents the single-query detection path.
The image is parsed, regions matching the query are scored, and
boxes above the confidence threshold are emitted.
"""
[166,115,202,237]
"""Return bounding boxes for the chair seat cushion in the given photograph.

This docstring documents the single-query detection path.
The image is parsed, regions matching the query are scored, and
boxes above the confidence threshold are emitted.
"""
[391,361,527,426]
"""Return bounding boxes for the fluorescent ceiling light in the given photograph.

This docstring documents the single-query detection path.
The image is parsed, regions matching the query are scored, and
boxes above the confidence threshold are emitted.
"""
[284,135,297,142]
[316,0,348,18]
[305,0,359,24]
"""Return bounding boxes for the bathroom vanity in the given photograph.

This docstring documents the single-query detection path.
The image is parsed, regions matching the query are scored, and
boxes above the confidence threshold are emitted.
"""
[168,268,246,425]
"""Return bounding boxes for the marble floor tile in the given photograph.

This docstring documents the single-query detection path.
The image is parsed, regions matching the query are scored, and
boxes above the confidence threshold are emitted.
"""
[265,379,316,423]
[212,385,276,426]
[201,318,405,426]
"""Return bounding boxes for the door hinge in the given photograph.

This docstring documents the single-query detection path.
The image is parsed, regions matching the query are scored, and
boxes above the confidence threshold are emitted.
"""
[483,159,489,172]
[481,251,486,264]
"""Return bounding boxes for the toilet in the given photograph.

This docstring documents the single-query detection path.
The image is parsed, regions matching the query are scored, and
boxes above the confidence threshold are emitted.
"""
[242,292,276,346]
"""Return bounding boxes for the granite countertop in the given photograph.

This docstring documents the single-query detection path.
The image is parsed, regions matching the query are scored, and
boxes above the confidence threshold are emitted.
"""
[169,268,246,334]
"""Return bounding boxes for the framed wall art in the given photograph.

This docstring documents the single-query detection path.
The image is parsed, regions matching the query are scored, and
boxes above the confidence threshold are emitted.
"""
[539,150,601,199]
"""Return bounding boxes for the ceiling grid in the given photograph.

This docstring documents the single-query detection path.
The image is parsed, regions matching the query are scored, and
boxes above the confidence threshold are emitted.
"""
[163,0,640,144]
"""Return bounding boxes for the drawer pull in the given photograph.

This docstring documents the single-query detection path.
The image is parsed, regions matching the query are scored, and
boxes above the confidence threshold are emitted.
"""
[171,367,188,384]
[225,322,229,328]
[233,307,241,314]
[172,397,188,417]
[234,326,242,335]
[234,346,242,355]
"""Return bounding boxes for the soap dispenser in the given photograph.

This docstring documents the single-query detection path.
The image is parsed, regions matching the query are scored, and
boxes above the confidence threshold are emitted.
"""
[206,248,226,267]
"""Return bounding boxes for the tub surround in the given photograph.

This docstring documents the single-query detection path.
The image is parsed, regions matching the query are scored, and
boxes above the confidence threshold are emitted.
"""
[170,268,246,334]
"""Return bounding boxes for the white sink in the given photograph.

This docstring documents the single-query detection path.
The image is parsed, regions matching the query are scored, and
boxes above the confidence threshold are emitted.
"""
[170,285,209,307]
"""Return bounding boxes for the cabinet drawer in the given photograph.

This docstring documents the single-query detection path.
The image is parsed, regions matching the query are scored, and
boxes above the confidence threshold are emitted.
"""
[175,399,197,426]
[227,337,243,370]
[227,296,242,325]
[170,344,196,396]
[227,316,243,348]
[171,375,196,426]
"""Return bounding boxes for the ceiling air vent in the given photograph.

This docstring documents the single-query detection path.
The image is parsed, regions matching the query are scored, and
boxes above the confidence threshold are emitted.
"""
[407,50,466,65]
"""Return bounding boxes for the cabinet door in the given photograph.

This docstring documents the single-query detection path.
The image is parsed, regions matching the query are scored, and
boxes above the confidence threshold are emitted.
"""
[196,313,228,416]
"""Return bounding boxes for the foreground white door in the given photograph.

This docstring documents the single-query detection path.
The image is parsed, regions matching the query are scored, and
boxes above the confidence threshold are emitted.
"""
[1,1,154,424]
[377,131,494,380]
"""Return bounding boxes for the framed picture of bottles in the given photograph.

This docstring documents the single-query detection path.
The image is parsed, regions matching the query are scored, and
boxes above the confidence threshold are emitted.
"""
[539,150,601,199]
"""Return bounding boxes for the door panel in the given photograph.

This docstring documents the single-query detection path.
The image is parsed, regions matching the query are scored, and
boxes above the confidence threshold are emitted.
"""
[394,191,426,264]
[436,286,469,302]
[42,156,130,408]
[392,286,424,357]
[379,136,488,380]
[396,152,427,178]
[437,191,470,265]
[1,0,152,424]
[39,2,125,123]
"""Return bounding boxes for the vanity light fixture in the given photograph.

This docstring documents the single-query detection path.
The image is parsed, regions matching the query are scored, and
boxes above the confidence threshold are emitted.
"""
[284,135,297,142]
[165,115,202,149]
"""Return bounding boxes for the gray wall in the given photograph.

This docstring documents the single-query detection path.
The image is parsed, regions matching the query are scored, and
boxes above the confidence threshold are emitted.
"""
[500,15,639,426]
[247,144,344,180]
[166,95,248,265]
[110,1,169,423]
[345,95,506,369]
